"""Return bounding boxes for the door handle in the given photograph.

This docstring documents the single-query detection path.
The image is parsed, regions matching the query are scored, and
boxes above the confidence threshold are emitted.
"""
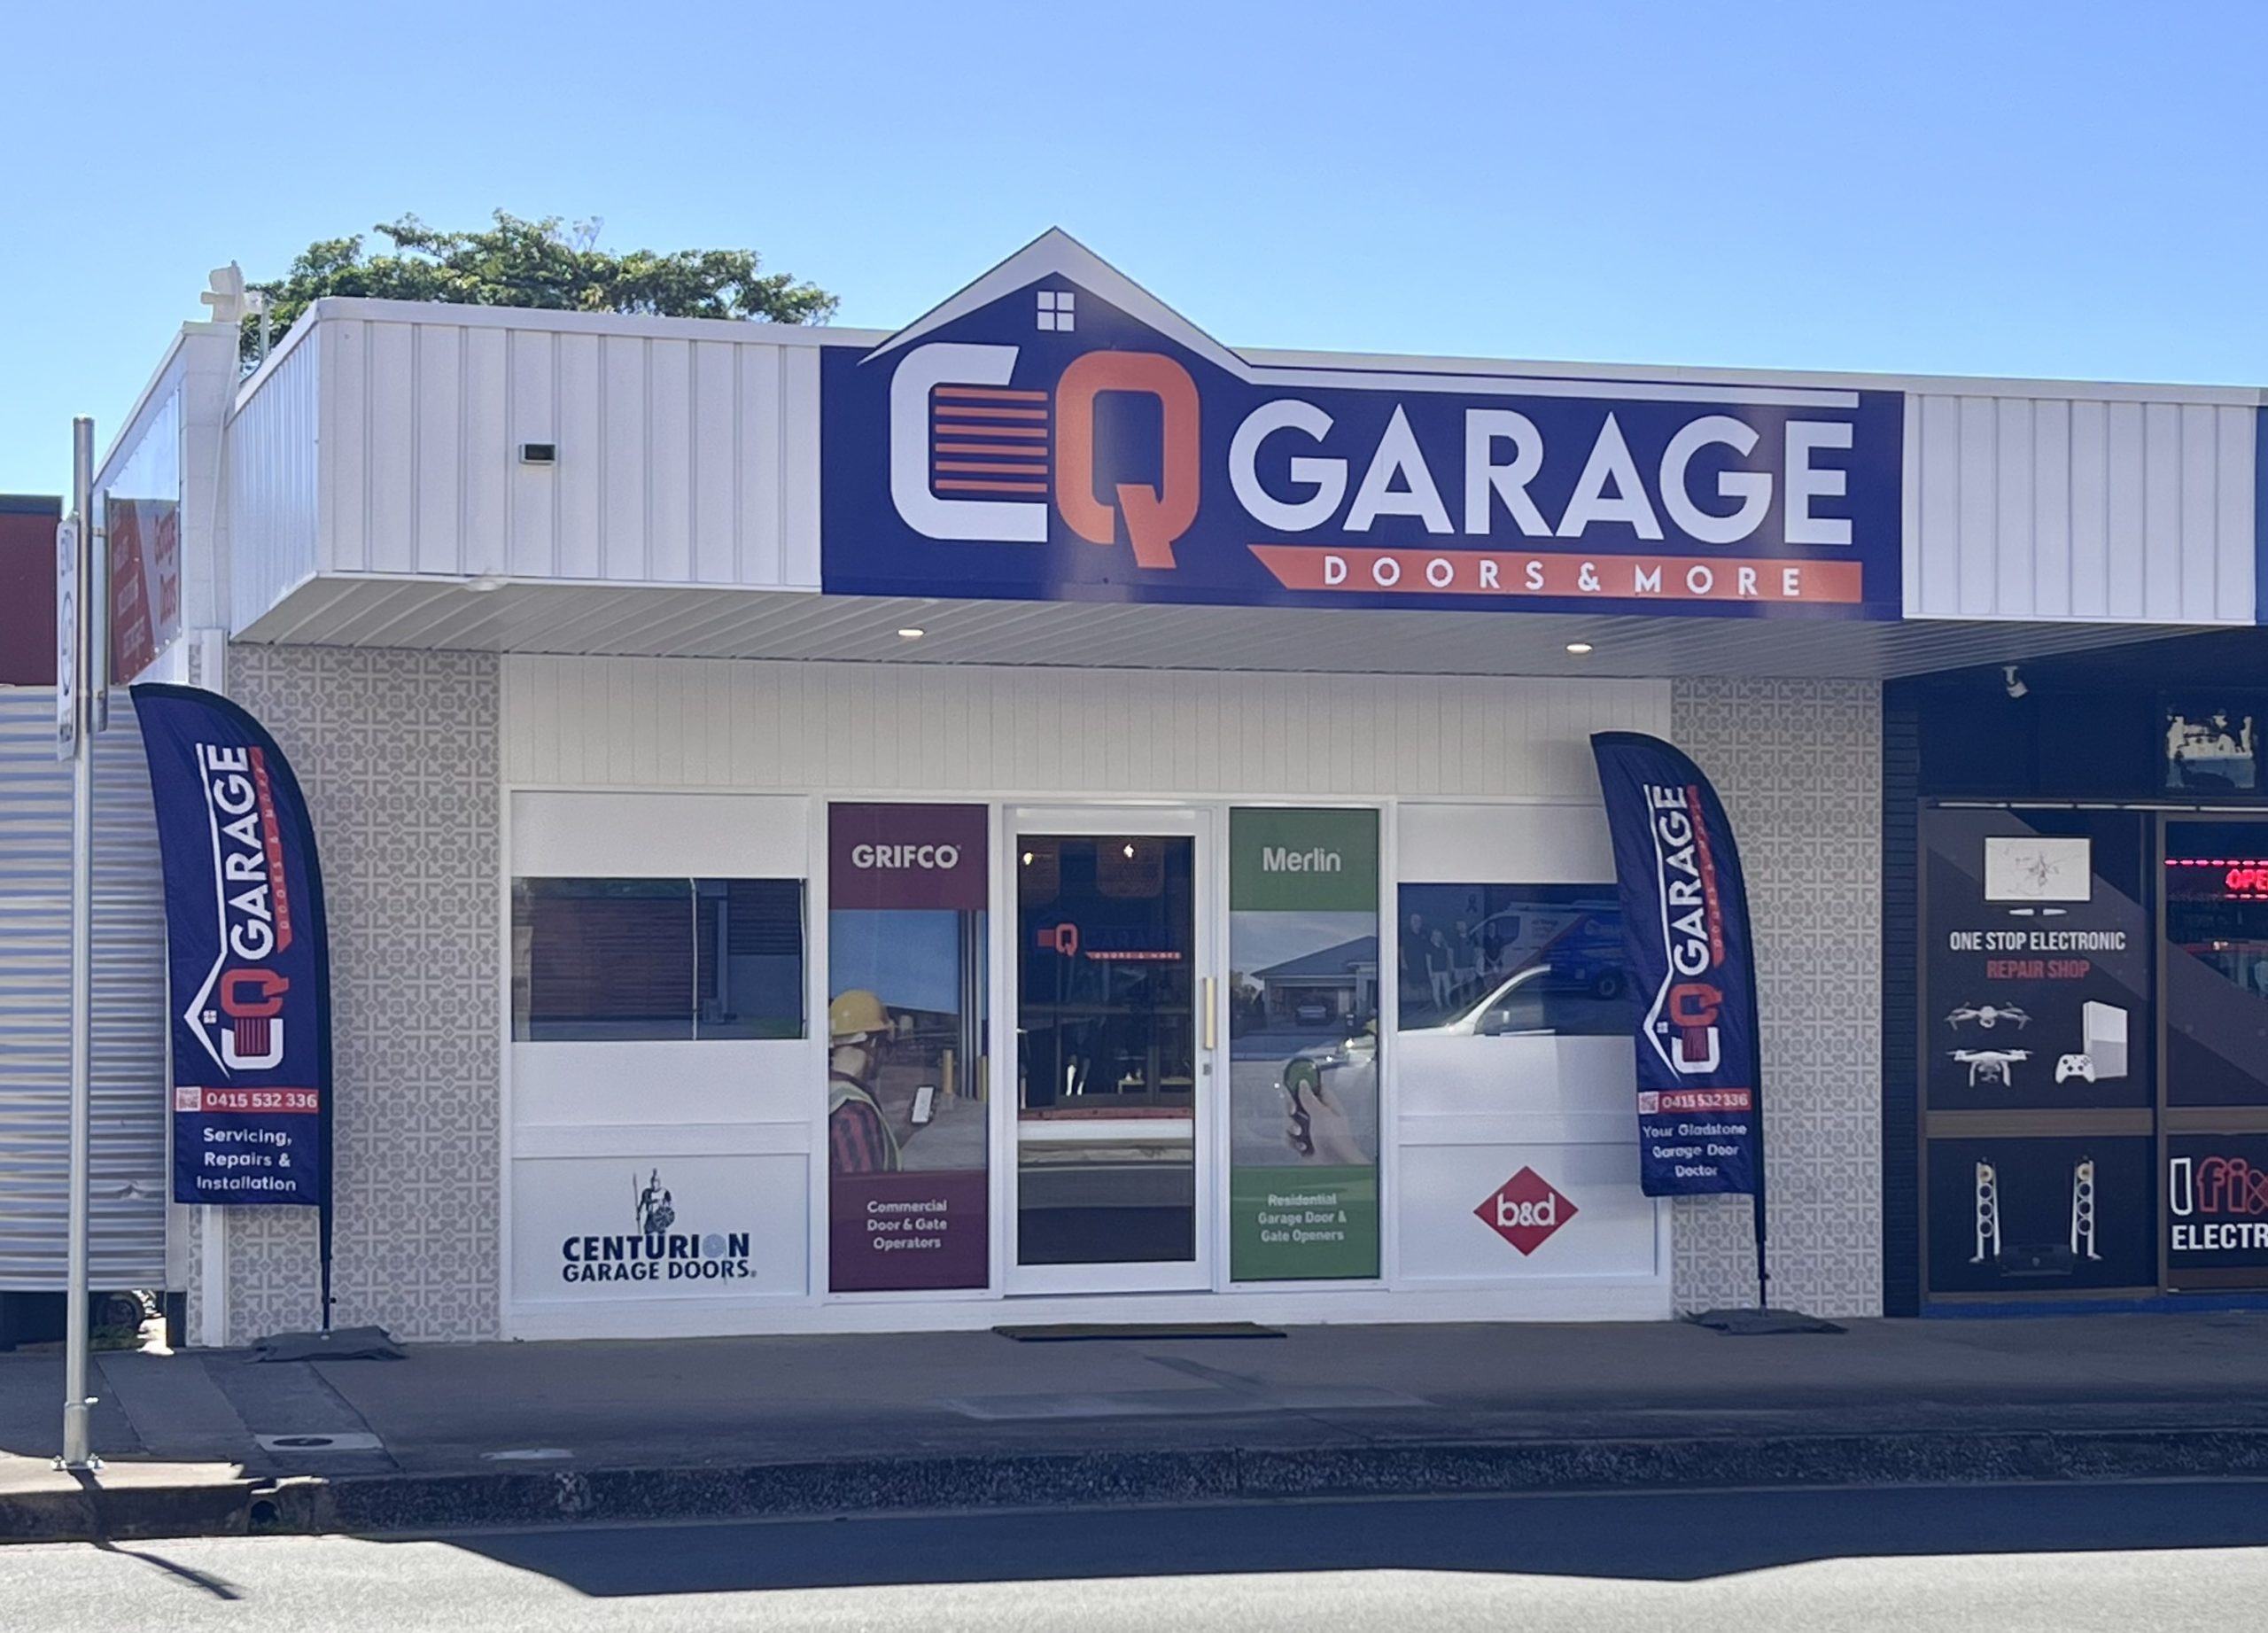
[1202,976,1217,1051]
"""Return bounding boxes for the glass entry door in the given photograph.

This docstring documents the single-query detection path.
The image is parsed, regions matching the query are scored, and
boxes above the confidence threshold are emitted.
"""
[1007,808,1213,1293]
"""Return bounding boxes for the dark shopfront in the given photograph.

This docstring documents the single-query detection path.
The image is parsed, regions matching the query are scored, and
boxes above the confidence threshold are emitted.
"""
[1886,630,2268,1314]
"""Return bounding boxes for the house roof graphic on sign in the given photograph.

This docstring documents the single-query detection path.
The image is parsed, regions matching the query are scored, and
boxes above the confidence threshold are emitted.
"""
[860,229,1860,411]
[859,228,1247,377]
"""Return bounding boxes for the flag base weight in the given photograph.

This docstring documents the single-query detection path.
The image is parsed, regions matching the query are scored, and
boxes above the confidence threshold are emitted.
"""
[1687,1307,1844,1335]
[251,1325,403,1363]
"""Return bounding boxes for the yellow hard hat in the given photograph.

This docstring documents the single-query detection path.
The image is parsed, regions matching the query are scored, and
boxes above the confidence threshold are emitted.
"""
[828,989,889,1041]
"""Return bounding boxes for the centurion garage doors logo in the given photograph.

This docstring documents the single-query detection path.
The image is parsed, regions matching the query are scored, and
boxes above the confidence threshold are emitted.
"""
[557,1169,755,1286]
[819,230,1903,618]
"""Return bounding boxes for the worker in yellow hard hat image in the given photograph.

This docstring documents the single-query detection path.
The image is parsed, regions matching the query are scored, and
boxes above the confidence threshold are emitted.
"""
[827,989,902,1174]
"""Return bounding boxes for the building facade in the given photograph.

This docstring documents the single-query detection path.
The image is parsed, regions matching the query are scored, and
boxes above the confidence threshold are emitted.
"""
[79,233,2267,1344]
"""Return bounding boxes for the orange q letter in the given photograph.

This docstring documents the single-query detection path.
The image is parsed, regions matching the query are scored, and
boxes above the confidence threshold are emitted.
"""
[1054,352,1200,570]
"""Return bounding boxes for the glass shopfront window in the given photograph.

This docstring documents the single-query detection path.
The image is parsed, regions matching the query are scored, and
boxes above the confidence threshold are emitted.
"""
[1396,883,1634,1039]
[511,877,805,1041]
[1918,807,2156,1298]
[2164,820,2268,1107]
[105,387,183,681]
[1015,832,1199,1269]
[2163,818,2268,1290]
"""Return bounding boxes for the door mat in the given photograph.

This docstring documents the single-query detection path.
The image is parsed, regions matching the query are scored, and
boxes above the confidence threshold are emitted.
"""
[993,1322,1286,1342]
[1686,1307,1845,1335]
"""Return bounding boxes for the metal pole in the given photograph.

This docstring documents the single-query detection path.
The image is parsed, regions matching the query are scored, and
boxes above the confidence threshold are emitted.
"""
[61,416,97,1469]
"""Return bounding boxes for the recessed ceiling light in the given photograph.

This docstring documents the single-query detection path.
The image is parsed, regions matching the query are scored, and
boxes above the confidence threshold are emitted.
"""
[1565,642,1594,655]
[897,626,926,640]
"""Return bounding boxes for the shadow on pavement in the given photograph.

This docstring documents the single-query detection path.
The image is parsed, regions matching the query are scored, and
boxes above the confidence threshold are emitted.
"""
[418,1481,2268,1598]
[93,1540,245,1601]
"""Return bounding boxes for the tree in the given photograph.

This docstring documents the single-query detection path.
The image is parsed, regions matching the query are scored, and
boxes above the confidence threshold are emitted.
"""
[243,212,836,366]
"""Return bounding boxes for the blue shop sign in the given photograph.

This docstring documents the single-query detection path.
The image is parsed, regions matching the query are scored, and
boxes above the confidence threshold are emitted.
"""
[820,232,1903,619]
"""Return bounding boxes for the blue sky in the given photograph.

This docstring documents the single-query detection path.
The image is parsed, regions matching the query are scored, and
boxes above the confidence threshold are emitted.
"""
[4,1,2264,498]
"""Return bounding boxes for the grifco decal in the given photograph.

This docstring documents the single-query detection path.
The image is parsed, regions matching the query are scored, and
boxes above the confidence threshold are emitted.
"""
[558,1169,756,1286]
[849,843,962,871]
[821,231,1903,618]
[1592,733,1764,1198]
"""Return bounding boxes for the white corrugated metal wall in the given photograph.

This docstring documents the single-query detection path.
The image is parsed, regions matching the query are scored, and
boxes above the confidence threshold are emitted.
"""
[229,329,321,633]
[0,691,167,1287]
[305,307,833,592]
[1905,390,2257,622]
[216,301,2267,639]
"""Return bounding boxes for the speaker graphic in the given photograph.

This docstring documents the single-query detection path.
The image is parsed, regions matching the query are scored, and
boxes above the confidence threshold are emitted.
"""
[1967,1153,2104,1277]
[1971,1161,2000,1264]
[2070,1157,2100,1261]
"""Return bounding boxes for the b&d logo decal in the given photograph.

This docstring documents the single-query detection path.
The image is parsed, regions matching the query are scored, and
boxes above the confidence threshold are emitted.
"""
[1475,1168,1578,1256]
[820,230,1903,619]
[559,1169,755,1286]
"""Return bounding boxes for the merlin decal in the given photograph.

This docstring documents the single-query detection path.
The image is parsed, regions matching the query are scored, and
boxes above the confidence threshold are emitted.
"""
[822,230,1903,618]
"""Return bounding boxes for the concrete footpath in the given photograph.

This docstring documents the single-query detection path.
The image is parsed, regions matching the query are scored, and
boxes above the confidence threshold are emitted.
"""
[4,1311,2267,1541]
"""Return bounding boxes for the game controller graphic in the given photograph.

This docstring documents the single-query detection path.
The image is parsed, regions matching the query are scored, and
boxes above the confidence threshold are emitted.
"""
[2055,1054,2096,1084]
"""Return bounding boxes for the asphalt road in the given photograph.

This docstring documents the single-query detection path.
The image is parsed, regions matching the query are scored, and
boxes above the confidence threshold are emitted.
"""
[6,1481,2268,1631]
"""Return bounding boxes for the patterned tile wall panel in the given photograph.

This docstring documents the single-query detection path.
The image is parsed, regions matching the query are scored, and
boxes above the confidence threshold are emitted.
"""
[223,647,500,1342]
[1669,678,1884,1318]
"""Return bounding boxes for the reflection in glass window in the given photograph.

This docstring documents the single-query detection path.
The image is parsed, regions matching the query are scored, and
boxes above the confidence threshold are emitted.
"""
[696,879,808,1038]
[1395,883,1634,1037]
[512,877,804,1041]
[2165,820,2268,1107]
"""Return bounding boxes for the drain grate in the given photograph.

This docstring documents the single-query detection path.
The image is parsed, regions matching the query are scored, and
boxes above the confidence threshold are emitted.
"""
[254,1431,384,1453]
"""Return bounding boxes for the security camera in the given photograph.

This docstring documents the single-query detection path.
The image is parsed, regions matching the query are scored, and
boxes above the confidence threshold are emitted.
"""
[2002,665,2029,700]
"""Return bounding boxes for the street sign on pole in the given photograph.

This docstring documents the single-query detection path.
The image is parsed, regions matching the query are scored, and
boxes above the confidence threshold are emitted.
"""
[54,517,77,762]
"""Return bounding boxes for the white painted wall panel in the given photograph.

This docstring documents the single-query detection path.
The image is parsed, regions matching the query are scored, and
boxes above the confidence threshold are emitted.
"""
[2218,408,2255,622]
[509,790,808,875]
[324,320,368,572]
[1909,389,2256,623]
[505,657,1669,798]
[1400,802,1616,883]
[463,327,509,577]
[781,346,822,588]
[507,330,555,578]
[739,345,783,586]
[367,323,417,575]
[556,333,602,579]
[228,329,321,632]
[694,342,738,584]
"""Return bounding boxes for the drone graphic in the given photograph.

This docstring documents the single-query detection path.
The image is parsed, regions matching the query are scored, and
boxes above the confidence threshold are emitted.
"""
[1952,1049,2031,1087]
[1946,1003,2031,1030]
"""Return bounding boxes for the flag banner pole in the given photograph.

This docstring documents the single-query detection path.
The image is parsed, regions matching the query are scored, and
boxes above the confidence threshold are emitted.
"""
[1589,731,1834,1336]
[132,683,337,1334]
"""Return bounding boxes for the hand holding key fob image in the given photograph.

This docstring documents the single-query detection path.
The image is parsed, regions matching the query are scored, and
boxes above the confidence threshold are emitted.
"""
[1283,1077,1316,1157]
[1284,1072,1367,1165]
